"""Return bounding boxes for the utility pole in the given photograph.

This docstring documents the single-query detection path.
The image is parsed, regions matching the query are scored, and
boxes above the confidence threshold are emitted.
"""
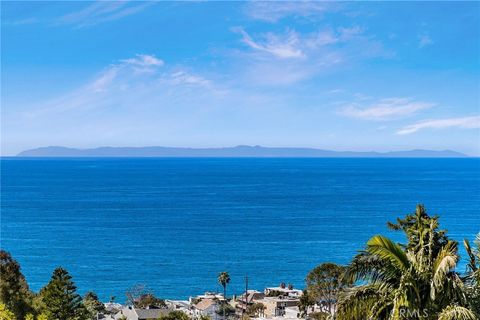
[242,274,248,318]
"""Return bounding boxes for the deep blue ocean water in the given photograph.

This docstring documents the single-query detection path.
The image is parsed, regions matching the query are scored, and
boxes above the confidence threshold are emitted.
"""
[1,158,479,302]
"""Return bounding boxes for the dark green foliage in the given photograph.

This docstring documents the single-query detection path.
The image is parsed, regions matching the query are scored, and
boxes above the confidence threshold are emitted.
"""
[136,293,166,308]
[464,235,480,316]
[217,271,230,319]
[246,302,266,317]
[39,267,86,320]
[125,284,146,306]
[464,235,480,284]
[0,250,33,319]
[159,310,191,320]
[305,262,350,314]
[124,284,166,309]
[217,271,230,299]
[215,303,235,316]
[308,311,330,320]
[387,204,448,256]
[337,205,477,320]
[0,303,16,320]
[83,292,105,319]
[298,290,315,318]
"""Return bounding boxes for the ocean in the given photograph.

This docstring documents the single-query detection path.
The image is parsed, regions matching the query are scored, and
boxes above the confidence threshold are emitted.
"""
[1,158,479,302]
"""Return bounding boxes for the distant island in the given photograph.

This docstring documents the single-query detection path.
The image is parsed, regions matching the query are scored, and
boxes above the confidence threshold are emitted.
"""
[16,145,467,157]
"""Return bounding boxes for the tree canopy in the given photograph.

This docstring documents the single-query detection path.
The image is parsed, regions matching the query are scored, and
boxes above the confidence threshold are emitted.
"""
[0,250,33,319]
[159,310,190,320]
[136,293,166,309]
[83,291,105,319]
[337,204,478,320]
[39,267,86,320]
[305,262,350,314]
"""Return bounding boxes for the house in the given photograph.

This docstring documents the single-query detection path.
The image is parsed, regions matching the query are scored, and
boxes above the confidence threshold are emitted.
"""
[264,286,302,298]
[114,306,170,320]
[234,290,265,315]
[192,298,220,319]
[256,296,300,318]
[104,302,123,314]
[166,299,192,315]
[189,292,224,303]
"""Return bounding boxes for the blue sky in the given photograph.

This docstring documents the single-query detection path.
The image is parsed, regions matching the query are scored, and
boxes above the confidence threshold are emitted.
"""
[2,1,479,156]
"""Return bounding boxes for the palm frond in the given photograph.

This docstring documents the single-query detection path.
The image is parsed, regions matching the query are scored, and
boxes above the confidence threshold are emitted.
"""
[431,241,459,300]
[438,305,477,320]
[346,251,400,285]
[464,239,477,273]
[366,235,410,271]
[336,285,385,320]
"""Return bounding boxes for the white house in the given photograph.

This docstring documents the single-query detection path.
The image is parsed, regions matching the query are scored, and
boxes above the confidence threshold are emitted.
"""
[192,298,220,320]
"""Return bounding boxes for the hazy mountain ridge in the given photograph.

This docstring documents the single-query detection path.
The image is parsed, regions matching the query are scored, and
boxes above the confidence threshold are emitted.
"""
[16,146,467,158]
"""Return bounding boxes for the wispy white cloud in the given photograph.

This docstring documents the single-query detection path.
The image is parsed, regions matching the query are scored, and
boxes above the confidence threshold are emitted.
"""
[120,54,165,75]
[121,54,164,67]
[397,116,480,135]
[91,67,119,93]
[304,29,339,47]
[233,27,305,59]
[90,54,164,92]
[340,98,435,121]
[4,1,152,28]
[244,1,338,22]
[167,71,211,87]
[322,88,344,95]
[230,24,392,86]
[22,54,215,118]
[241,62,320,85]
[418,34,433,48]
[233,26,370,60]
[4,17,39,26]
[337,26,363,40]
[58,1,127,23]
[228,27,352,85]
[56,1,153,27]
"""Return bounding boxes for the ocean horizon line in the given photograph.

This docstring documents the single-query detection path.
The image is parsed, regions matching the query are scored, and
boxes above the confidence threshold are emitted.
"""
[12,145,471,158]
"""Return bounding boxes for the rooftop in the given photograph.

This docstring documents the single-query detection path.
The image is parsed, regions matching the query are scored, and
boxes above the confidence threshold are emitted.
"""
[194,298,217,311]
[135,308,169,319]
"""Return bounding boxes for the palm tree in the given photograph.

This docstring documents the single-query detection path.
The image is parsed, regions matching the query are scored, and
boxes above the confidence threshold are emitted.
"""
[337,205,477,320]
[464,234,480,315]
[464,234,480,284]
[218,272,230,319]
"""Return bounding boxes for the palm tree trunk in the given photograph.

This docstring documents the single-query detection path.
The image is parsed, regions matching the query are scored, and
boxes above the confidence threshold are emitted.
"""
[223,285,226,320]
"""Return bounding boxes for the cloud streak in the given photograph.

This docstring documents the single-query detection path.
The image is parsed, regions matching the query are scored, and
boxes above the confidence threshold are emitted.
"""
[340,98,435,121]
[56,1,153,27]
[22,54,215,118]
[397,116,480,135]
[233,27,305,59]
[418,34,433,48]
[233,26,373,60]
[230,25,392,86]
[244,1,338,22]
